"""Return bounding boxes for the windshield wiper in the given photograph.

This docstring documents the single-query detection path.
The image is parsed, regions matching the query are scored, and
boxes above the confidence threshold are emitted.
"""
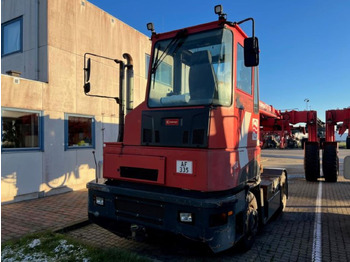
[151,29,187,74]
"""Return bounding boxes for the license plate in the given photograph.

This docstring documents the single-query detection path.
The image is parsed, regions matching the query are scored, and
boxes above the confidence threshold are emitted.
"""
[176,160,193,174]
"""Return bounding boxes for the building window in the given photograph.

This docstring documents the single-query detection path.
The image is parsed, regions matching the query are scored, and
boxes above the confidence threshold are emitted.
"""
[65,114,95,150]
[1,108,42,151]
[154,61,172,86]
[1,16,23,56]
[146,53,172,86]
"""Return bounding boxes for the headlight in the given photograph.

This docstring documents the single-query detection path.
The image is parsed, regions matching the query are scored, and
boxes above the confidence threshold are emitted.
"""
[94,196,105,206]
[179,212,193,223]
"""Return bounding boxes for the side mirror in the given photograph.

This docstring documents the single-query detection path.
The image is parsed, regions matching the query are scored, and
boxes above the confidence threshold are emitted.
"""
[84,58,91,94]
[84,58,91,83]
[344,156,350,179]
[244,37,259,67]
[84,82,91,94]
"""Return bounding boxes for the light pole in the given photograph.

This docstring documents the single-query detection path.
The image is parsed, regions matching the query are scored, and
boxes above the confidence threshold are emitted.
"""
[304,98,310,111]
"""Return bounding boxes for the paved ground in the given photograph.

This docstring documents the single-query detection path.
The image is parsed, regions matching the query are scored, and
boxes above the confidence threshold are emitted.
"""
[1,189,88,242]
[2,149,350,262]
[66,149,350,261]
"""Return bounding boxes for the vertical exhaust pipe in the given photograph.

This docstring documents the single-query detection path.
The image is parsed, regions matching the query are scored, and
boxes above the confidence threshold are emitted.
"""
[116,60,125,142]
[123,53,134,114]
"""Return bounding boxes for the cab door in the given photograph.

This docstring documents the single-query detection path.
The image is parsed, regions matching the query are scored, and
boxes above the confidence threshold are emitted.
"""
[234,32,260,182]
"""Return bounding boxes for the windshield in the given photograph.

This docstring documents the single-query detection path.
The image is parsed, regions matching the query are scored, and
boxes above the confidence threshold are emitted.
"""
[148,28,233,107]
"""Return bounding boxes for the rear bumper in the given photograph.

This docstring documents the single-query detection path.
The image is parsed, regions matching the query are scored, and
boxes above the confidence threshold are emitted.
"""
[87,182,247,253]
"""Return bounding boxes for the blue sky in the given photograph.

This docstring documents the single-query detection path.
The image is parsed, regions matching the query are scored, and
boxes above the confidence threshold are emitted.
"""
[89,0,350,122]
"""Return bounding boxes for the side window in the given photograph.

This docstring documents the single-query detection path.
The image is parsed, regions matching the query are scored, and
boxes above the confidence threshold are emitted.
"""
[236,44,252,95]
[1,108,42,151]
[253,67,259,113]
[65,114,95,150]
[1,16,23,56]
[145,54,150,78]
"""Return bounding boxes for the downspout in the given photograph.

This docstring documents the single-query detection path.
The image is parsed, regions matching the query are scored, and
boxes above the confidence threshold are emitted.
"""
[37,0,40,80]
[123,53,134,114]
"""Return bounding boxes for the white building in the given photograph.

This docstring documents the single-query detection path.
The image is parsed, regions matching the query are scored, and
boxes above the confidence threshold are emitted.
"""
[1,0,151,203]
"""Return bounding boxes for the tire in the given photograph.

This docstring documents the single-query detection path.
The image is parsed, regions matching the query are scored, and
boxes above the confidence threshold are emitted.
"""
[304,142,320,182]
[319,138,325,150]
[346,137,350,149]
[241,192,259,251]
[301,138,308,149]
[323,142,339,182]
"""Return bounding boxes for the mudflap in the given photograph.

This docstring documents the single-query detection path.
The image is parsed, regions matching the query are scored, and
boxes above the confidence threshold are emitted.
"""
[87,182,249,253]
[259,168,288,225]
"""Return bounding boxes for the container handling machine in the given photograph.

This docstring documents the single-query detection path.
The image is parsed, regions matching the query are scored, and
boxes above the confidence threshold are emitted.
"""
[83,5,291,253]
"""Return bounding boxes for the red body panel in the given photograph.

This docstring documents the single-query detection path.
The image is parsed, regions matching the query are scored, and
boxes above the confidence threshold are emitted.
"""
[103,143,261,192]
[104,153,166,184]
[208,106,235,149]
[259,101,281,119]
[325,108,350,142]
[123,101,147,145]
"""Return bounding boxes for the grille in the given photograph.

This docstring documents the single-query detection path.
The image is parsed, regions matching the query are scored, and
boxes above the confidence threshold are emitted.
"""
[155,130,160,143]
[182,131,189,144]
[143,128,152,143]
[115,195,164,225]
[192,129,205,145]
[141,108,209,148]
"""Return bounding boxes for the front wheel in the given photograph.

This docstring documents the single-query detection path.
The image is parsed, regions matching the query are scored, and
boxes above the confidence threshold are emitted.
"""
[241,192,259,251]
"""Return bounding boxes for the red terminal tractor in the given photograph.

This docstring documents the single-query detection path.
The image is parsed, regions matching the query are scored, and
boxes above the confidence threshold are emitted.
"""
[83,5,289,253]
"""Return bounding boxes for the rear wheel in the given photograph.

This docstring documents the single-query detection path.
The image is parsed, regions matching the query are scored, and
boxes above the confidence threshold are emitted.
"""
[304,142,320,182]
[323,142,339,182]
[241,192,259,251]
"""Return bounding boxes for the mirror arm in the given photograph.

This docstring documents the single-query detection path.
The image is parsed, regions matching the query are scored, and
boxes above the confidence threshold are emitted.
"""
[85,52,121,63]
[227,17,255,38]
[83,52,123,104]
[84,93,120,104]
[82,52,126,142]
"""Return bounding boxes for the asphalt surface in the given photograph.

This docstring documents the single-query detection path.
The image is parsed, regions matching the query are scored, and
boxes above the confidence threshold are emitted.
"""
[2,149,350,262]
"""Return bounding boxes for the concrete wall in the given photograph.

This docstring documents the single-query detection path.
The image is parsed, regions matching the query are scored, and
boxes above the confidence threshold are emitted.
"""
[1,0,48,82]
[1,0,151,203]
[1,75,45,202]
[0,74,116,202]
